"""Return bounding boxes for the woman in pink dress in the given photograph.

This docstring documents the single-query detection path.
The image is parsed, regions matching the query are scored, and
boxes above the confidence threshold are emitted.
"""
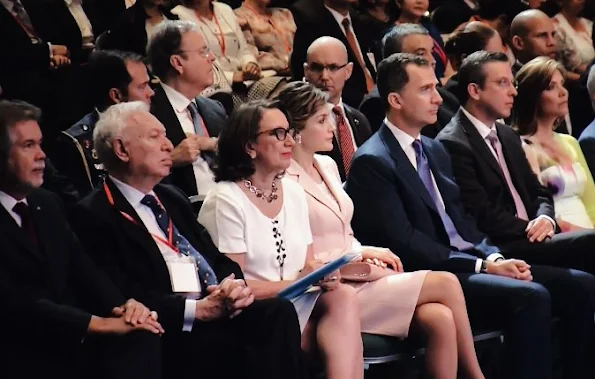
[278,82,485,379]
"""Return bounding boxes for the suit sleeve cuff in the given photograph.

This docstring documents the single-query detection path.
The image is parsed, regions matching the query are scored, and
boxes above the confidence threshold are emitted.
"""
[183,299,196,332]
[537,215,556,230]
[474,258,483,274]
[486,253,504,262]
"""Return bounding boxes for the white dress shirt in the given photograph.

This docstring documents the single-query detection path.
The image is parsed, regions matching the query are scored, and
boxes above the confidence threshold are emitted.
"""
[459,107,556,230]
[328,99,357,151]
[64,0,94,46]
[385,118,504,272]
[110,176,197,332]
[0,190,25,226]
[324,6,366,68]
[161,83,217,201]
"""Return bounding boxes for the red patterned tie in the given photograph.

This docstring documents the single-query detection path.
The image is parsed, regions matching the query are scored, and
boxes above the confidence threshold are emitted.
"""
[332,106,355,174]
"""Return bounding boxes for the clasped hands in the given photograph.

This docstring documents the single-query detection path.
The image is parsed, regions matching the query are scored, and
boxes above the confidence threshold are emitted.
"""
[195,274,254,322]
[525,217,555,243]
[88,298,164,336]
[172,135,218,166]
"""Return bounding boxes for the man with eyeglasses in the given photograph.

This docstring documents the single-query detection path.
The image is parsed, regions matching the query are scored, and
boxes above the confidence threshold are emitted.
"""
[304,36,372,181]
[437,51,595,276]
[147,20,224,214]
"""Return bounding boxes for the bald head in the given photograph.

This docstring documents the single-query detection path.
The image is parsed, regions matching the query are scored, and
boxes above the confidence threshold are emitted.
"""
[510,9,550,39]
[510,9,556,63]
[304,37,353,105]
[306,37,348,63]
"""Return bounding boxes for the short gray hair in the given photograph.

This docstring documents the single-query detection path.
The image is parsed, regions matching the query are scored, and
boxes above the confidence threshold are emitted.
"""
[147,20,200,81]
[93,101,150,172]
[588,64,595,111]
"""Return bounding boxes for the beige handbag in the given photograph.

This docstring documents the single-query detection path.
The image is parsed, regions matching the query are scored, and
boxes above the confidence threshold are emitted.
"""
[340,262,394,282]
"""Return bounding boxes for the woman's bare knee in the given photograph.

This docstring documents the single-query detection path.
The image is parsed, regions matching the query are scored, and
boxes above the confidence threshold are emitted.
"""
[414,303,456,336]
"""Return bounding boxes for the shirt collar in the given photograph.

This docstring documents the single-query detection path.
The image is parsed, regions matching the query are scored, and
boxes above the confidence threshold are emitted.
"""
[109,176,155,209]
[384,117,420,150]
[460,106,495,139]
[161,83,194,114]
[0,190,26,214]
[324,5,351,28]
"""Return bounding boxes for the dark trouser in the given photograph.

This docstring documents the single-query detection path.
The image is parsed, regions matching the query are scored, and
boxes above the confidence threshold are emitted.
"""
[457,265,595,379]
[500,230,595,274]
[162,298,308,379]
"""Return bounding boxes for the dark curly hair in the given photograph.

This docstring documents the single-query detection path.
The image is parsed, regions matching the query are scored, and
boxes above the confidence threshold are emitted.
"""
[274,81,328,132]
[213,99,290,182]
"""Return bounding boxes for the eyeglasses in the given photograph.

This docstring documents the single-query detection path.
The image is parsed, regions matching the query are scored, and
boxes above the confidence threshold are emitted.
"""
[306,62,349,73]
[175,47,212,59]
[486,78,518,89]
[256,127,299,141]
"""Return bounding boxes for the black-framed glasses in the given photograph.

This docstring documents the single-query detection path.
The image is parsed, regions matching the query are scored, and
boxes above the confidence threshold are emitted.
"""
[175,46,212,58]
[256,127,299,141]
[306,62,349,73]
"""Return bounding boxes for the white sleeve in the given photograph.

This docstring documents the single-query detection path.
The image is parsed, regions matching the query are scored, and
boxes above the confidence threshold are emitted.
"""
[198,186,247,253]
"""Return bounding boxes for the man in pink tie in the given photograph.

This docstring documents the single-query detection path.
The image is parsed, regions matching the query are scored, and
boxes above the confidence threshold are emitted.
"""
[437,50,595,274]
[304,36,372,181]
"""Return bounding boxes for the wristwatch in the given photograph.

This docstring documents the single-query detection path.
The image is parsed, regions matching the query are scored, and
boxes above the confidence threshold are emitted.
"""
[480,260,488,273]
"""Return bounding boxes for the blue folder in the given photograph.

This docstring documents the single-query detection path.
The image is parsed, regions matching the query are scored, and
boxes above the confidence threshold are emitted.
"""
[278,252,360,300]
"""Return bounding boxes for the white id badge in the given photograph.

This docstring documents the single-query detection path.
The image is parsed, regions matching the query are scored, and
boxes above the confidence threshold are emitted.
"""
[166,259,201,295]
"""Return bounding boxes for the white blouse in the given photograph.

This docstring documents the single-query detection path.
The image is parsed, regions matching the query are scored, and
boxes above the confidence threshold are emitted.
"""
[172,2,258,85]
[198,178,313,282]
[554,13,594,65]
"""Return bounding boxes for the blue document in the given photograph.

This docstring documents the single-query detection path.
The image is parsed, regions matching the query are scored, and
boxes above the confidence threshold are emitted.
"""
[278,252,360,300]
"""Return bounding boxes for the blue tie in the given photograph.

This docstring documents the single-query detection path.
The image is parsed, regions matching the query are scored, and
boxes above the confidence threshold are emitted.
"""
[141,195,219,292]
[187,101,205,136]
[412,140,474,251]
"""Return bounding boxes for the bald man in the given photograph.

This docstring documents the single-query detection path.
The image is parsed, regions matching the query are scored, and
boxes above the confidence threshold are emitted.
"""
[304,36,372,181]
[510,10,557,72]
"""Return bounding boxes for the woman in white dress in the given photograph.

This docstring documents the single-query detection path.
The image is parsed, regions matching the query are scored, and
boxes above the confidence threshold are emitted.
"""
[278,82,486,379]
[513,57,595,231]
[199,100,364,379]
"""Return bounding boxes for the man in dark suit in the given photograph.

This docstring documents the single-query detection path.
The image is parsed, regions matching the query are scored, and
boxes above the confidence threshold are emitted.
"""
[291,0,376,107]
[437,51,595,274]
[147,20,224,209]
[0,99,164,379]
[359,24,459,136]
[304,36,372,180]
[579,64,595,174]
[54,50,154,197]
[70,102,306,379]
[345,53,595,379]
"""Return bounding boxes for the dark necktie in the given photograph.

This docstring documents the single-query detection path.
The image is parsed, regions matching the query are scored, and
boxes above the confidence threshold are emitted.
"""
[341,17,374,93]
[13,202,38,247]
[412,140,474,250]
[141,195,218,292]
[332,106,355,174]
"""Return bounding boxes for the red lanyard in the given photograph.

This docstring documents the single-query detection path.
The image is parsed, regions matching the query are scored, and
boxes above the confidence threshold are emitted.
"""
[103,182,179,253]
[243,4,291,54]
[211,12,226,56]
[432,39,447,67]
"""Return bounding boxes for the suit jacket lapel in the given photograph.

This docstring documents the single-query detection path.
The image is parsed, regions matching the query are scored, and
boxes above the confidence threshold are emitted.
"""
[379,124,439,214]
[152,84,187,146]
[104,178,172,277]
[0,202,44,261]
[343,105,364,146]
[457,111,506,182]
[287,159,343,221]
[495,123,526,196]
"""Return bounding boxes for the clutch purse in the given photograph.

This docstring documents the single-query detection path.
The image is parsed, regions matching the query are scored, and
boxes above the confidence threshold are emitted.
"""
[340,262,394,282]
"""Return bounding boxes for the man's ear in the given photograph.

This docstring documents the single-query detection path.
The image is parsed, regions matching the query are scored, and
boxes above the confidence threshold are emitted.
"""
[511,35,524,52]
[113,138,130,163]
[344,62,354,81]
[109,88,123,104]
[170,54,184,75]
[467,82,481,101]
[387,92,402,110]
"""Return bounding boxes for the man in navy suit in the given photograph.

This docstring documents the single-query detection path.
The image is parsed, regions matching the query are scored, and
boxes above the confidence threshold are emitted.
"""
[345,53,595,379]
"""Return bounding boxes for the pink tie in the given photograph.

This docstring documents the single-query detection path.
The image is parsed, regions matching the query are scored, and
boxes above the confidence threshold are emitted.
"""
[486,130,529,220]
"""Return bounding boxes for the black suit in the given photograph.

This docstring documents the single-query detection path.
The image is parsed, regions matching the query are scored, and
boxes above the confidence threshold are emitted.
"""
[359,85,459,137]
[291,0,376,107]
[151,84,226,198]
[0,188,161,379]
[437,110,595,273]
[323,103,372,181]
[346,124,595,379]
[71,179,307,379]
